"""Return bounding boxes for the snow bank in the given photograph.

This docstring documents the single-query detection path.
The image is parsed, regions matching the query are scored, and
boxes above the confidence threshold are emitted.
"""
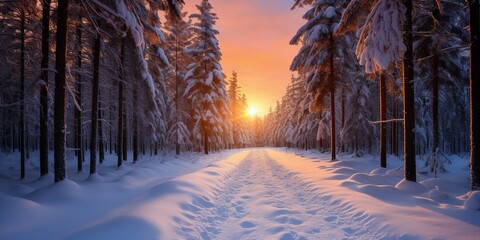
[270,148,480,240]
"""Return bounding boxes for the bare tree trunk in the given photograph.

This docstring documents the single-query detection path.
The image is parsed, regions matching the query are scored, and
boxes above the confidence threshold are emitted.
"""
[123,108,127,161]
[98,98,105,163]
[432,53,439,154]
[117,39,125,168]
[40,0,51,176]
[175,41,181,155]
[89,34,101,175]
[470,0,480,190]
[380,73,387,168]
[329,33,336,161]
[19,6,26,179]
[54,0,69,182]
[133,89,138,162]
[75,11,83,172]
[204,123,209,155]
[341,89,345,153]
[109,108,112,155]
[403,0,416,182]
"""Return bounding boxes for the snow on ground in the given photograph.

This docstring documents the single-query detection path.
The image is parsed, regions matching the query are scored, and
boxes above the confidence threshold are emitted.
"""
[0,148,479,240]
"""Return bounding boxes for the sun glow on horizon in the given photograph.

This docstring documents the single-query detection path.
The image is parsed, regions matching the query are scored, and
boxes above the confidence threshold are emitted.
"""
[247,106,258,117]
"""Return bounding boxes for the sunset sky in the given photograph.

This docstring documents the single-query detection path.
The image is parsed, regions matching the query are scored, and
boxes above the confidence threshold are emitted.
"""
[184,0,305,116]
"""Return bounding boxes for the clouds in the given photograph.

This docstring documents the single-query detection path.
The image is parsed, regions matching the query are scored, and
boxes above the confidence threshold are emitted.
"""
[184,0,304,114]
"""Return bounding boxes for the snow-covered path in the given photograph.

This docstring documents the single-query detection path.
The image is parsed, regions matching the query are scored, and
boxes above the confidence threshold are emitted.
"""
[1,148,479,240]
[188,150,381,240]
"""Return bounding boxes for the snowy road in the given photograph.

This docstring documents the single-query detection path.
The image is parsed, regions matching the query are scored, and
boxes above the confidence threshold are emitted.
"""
[1,148,479,240]
[184,149,382,240]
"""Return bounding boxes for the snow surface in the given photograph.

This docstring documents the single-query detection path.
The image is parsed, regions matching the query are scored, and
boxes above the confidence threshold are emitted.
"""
[0,148,479,239]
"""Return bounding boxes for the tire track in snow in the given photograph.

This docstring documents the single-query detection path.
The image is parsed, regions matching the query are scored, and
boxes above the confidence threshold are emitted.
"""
[180,149,385,240]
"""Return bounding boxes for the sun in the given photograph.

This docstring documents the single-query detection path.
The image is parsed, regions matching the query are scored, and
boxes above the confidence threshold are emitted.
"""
[247,106,257,117]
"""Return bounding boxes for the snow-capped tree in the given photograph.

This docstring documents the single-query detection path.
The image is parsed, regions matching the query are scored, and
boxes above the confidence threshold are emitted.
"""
[228,71,241,147]
[164,11,194,155]
[184,0,229,154]
[338,0,417,181]
[414,1,468,174]
[290,0,356,160]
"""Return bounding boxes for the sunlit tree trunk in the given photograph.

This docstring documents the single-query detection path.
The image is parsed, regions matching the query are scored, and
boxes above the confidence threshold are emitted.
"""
[469,0,480,190]
[204,123,209,155]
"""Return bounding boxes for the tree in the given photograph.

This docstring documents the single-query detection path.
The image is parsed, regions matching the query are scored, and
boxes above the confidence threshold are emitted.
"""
[290,0,355,160]
[89,30,101,175]
[19,3,26,179]
[54,0,69,182]
[40,0,51,176]
[184,0,228,154]
[228,71,241,147]
[164,11,193,155]
[469,0,480,190]
[339,0,416,181]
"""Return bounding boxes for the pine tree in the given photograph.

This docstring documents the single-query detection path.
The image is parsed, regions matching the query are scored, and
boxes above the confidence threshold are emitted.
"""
[185,0,228,154]
[291,0,355,160]
[164,11,193,154]
[228,71,241,147]
[339,0,416,181]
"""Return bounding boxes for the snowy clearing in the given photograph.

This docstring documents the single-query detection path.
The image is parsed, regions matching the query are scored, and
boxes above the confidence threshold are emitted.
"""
[0,148,479,240]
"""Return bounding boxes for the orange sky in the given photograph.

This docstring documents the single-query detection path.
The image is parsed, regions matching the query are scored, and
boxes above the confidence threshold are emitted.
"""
[184,0,305,116]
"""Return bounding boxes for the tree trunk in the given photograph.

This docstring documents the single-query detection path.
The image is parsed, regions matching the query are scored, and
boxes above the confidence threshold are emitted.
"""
[133,89,138,162]
[470,0,480,190]
[109,108,112,155]
[89,34,101,175]
[175,41,181,155]
[123,109,127,161]
[54,0,69,182]
[20,6,26,179]
[403,0,416,182]
[329,34,336,161]
[204,123,209,155]
[341,89,345,153]
[40,0,51,176]
[117,39,125,168]
[76,12,83,172]
[380,73,387,168]
[98,99,105,163]
[432,53,439,154]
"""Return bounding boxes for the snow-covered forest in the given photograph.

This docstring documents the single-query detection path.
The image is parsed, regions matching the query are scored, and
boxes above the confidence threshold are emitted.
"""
[0,0,480,239]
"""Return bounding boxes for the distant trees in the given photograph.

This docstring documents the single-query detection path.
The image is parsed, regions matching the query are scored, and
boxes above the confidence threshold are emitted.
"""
[0,0,257,182]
